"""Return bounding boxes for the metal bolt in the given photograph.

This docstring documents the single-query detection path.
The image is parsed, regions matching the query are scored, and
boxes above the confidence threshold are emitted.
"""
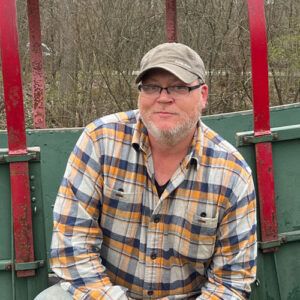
[30,175,35,180]
[33,206,37,214]
[31,186,35,191]
[31,197,36,203]
[281,236,287,244]
[273,133,278,140]
[243,137,248,143]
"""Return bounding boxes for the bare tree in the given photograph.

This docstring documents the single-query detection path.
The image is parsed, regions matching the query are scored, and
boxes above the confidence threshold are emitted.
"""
[1,0,299,129]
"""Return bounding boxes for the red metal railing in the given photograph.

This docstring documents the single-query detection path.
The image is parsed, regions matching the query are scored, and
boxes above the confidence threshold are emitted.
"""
[27,0,46,129]
[165,0,177,43]
[0,0,35,277]
[247,0,279,252]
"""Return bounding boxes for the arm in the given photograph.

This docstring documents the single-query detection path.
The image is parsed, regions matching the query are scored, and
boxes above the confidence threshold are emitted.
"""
[50,128,128,300]
[198,174,257,300]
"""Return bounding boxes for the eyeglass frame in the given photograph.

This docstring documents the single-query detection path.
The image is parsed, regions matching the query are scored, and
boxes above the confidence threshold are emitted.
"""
[137,83,205,97]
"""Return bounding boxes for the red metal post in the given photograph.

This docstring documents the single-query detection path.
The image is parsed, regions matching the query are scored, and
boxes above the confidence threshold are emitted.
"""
[247,0,279,252]
[165,0,178,43]
[0,0,36,276]
[27,0,46,129]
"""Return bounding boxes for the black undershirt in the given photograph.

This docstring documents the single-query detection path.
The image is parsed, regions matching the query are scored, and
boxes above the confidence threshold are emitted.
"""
[155,180,169,198]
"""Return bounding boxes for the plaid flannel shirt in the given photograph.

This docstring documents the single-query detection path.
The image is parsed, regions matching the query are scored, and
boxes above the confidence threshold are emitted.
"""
[50,110,256,300]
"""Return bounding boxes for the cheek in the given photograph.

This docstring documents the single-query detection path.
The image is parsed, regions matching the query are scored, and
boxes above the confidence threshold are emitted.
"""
[180,101,200,115]
[138,98,151,121]
[138,97,153,113]
[138,97,145,112]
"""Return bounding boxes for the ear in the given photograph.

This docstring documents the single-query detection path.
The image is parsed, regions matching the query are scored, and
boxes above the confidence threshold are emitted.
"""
[200,84,208,109]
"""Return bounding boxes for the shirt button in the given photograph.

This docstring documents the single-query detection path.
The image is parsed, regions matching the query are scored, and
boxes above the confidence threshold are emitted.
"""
[150,253,157,260]
[200,212,207,217]
[147,290,153,296]
[154,216,160,223]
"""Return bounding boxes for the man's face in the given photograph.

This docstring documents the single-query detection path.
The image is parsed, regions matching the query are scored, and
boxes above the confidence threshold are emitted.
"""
[138,69,208,146]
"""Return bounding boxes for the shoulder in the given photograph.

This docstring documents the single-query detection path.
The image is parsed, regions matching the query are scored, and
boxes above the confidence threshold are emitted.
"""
[84,110,139,140]
[201,122,252,181]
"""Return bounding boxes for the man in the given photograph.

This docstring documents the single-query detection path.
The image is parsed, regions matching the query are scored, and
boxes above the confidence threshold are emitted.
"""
[36,43,256,299]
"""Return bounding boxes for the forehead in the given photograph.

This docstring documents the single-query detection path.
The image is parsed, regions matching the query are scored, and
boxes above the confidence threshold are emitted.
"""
[141,68,184,84]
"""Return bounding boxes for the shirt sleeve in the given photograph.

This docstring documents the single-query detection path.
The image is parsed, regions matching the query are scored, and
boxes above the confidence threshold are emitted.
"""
[50,128,128,300]
[198,174,257,300]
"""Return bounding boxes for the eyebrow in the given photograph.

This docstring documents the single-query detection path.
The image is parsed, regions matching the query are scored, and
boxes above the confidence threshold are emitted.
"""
[142,79,186,86]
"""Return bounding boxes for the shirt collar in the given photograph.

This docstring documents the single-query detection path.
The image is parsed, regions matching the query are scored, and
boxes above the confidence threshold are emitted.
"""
[182,121,204,170]
[132,111,151,154]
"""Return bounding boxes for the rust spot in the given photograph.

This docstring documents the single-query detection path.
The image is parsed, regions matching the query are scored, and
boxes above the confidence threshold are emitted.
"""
[8,127,21,144]
[263,221,278,240]
[8,86,21,108]
[16,204,32,262]
[165,0,178,42]
[262,247,279,253]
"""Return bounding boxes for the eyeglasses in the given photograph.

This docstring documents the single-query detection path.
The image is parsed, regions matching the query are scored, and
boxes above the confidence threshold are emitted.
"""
[138,83,204,98]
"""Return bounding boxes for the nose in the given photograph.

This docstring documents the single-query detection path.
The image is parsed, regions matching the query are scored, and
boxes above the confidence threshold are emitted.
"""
[157,87,174,102]
[159,87,170,94]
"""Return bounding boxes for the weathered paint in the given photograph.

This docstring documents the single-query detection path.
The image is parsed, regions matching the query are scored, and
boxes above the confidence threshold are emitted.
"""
[255,143,279,251]
[0,0,36,276]
[27,0,46,129]
[247,0,279,252]
[165,0,177,43]
[247,0,270,133]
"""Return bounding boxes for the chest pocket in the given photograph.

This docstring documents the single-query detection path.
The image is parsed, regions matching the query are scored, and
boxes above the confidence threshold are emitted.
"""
[168,210,218,261]
[100,183,143,242]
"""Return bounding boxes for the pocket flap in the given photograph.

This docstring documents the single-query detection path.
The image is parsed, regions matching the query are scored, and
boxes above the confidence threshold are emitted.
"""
[191,214,218,229]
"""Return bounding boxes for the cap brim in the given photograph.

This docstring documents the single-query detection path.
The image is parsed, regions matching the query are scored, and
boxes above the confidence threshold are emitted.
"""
[135,64,198,84]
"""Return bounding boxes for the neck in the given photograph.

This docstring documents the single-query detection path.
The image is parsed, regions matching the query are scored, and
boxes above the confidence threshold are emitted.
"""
[148,128,196,185]
[148,127,196,156]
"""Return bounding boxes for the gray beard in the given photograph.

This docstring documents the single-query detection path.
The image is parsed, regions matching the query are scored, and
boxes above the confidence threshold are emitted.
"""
[141,113,200,147]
